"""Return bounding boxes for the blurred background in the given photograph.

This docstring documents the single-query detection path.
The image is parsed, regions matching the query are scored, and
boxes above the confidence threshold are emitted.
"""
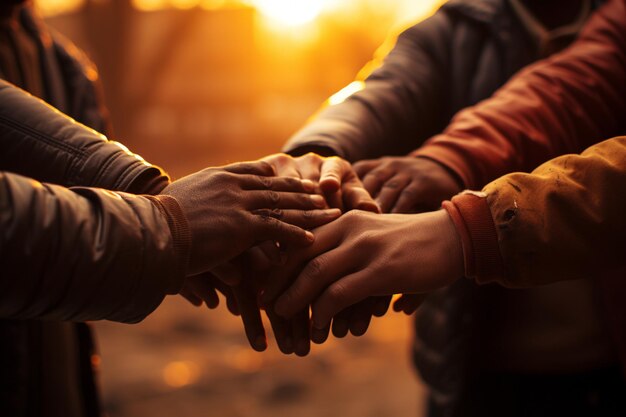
[38,1,443,416]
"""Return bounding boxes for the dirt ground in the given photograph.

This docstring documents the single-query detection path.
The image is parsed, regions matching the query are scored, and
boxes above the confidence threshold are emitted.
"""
[94,296,426,417]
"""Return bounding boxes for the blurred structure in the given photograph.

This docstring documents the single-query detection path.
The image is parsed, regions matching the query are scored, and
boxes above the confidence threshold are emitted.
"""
[40,0,442,175]
[37,1,442,416]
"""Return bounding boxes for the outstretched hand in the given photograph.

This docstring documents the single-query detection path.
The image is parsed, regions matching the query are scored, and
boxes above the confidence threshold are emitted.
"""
[161,160,341,276]
[265,210,464,330]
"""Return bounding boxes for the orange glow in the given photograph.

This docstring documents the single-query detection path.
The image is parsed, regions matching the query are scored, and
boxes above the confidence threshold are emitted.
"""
[162,361,200,388]
[249,0,327,26]
[35,0,84,16]
[328,81,365,106]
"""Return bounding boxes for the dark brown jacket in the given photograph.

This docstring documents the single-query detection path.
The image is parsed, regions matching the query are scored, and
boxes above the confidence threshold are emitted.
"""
[0,6,187,416]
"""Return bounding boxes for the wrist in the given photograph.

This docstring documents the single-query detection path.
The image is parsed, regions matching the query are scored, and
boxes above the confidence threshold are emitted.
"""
[145,194,192,288]
[433,209,464,281]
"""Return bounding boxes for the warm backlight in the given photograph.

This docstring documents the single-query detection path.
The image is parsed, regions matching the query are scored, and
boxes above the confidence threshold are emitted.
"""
[249,0,326,26]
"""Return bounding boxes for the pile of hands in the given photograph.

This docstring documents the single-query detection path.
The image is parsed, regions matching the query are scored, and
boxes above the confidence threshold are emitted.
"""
[161,153,465,355]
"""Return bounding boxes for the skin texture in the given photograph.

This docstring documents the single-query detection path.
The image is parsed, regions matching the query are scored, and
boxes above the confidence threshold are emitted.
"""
[264,209,464,328]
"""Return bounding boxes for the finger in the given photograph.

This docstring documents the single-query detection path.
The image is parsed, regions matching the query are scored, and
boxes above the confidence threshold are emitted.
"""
[391,183,427,214]
[179,287,203,307]
[311,322,331,344]
[292,309,311,357]
[261,153,300,178]
[361,168,394,198]
[240,175,316,194]
[376,175,411,213]
[295,153,323,182]
[347,299,376,336]
[319,157,350,193]
[342,179,380,213]
[231,285,267,352]
[187,275,220,309]
[353,159,380,178]
[331,309,350,338]
[274,248,349,318]
[265,306,295,354]
[261,221,342,305]
[252,208,341,230]
[323,188,344,212]
[248,190,327,211]
[312,270,372,329]
[210,277,241,315]
[252,214,315,249]
[393,294,427,315]
[372,295,392,317]
[248,242,281,270]
[223,160,275,176]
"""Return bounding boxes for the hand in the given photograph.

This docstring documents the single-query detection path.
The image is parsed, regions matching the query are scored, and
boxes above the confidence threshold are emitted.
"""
[161,160,341,276]
[262,153,380,213]
[353,156,462,214]
[392,293,427,315]
[262,153,382,347]
[265,209,464,329]
[180,269,270,352]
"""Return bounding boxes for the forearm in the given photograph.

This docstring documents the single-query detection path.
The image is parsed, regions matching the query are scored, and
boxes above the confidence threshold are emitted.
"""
[445,136,626,287]
[0,171,189,323]
[0,80,170,194]
[415,0,626,189]
[284,14,450,162]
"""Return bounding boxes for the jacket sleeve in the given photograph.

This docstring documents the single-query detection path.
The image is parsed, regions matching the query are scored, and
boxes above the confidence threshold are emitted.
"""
[444,136,626,288]
[282,11,453,161]
[414,0,626,189]
[0,80,169,195]
[0,171,190,323]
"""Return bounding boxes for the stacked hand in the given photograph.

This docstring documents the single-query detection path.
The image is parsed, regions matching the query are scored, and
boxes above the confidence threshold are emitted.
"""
[169,154,465,355]
[257,155,464,350]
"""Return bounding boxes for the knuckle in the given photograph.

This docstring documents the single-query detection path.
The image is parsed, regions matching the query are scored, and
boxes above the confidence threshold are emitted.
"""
[382,180,401,190]
[267,190,281,205]
[258,175,273,189]
[273,154,291,167]
[304,257,324,280]
[257,160,275,174]
[400,186,419,198]
[327,282,348,303]
[271,208,284,219]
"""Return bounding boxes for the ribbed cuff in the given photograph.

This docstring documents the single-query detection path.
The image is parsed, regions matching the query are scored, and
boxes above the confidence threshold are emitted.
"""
[442,192,505,284]
[145,195,192,292]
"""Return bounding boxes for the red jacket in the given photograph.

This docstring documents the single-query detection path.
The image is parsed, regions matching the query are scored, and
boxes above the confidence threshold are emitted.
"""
[414,0,626,368]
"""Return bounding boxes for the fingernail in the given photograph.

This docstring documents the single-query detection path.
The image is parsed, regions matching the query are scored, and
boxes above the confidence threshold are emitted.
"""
[310,194,326,208]
[305,231,315,242]
[301,179,316,192]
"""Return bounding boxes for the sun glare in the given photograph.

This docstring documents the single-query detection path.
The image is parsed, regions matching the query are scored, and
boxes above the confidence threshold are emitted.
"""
[249,0,326,26]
